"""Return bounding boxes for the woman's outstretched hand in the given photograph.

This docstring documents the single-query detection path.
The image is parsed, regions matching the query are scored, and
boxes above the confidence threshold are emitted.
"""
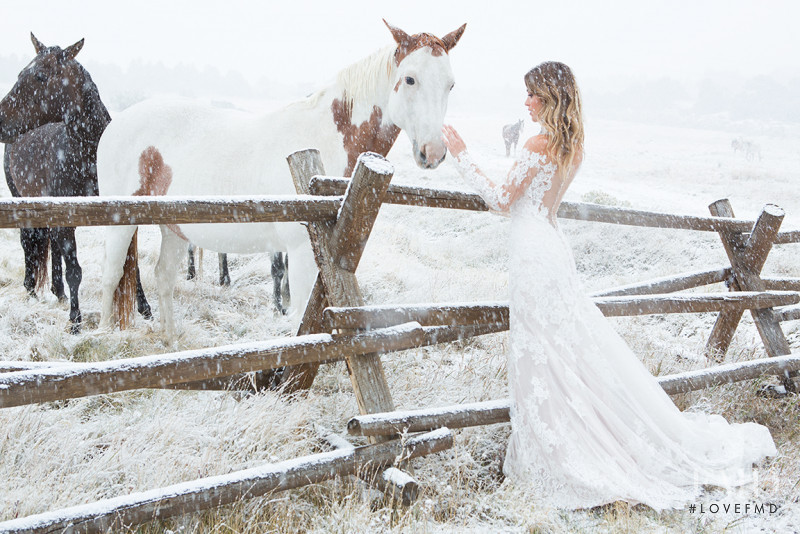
[442,124,467,158]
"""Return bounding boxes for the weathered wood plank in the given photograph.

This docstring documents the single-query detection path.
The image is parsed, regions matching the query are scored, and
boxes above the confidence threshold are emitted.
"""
[0,429,453,534]
[348,399,513,436]
[323,292,800,331]
[324,302,509,331]
[762,277,800,292]
[705,203,764,361]
[310,176,489,212]
[589,267,732,297]
[282,150,397,423]
[0,324,425,409]
[766,230,800,245]
[740,206,791,358]
[776,305,800,322]
[0,324,504,396]
[597,291,799,316]
[349,353,800,436]
[657,353,800,394]
[557,202,756,232]
[318,427,419,506]
[309,177,760,233]
[0,195,341,228]
[326,160,394,272]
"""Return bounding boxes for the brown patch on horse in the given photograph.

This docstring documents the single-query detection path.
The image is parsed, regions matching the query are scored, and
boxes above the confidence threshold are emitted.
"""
[135,146,172,196]
[134,146,188,240]
[384,21,466,65]
[331,99,401,175]
[393,34,448,63]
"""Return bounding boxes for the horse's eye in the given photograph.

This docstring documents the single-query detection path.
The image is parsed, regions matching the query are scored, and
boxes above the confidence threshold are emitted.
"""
[405,76,415,86]
[450,83,455,91]
[35,73,47,83]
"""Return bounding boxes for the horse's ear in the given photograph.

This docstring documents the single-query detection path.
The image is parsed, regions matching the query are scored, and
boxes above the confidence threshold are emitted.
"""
[383,19,411,46]
[441,24,466,52]
[31,33,46,54]
[62,39,84,61]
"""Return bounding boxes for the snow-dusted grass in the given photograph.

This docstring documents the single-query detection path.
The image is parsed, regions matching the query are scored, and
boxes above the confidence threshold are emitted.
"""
[1,115,800,532]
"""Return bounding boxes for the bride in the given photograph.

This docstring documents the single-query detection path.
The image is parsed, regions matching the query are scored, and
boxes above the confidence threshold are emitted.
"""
[441,61,776,511]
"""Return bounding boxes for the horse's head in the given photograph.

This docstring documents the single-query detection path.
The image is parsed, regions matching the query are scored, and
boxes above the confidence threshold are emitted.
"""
[0,34,86,143]
[384,21,465,169]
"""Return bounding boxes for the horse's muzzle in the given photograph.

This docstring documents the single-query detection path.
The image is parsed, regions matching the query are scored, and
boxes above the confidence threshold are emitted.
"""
[414,141,447,169]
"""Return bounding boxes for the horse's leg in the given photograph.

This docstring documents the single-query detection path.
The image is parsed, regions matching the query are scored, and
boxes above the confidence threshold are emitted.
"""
[20,227,48,297]
[219,253,230,286]
[271,252,287,314]
[135,263,152,320]
[186,244,196,280]
[99,225,139,330]
[52,226,82,333]
[287,239,315,320]
[281,253,290,308]
[49,230,66,301]
[504,140,510,157]
[155,227,187,343]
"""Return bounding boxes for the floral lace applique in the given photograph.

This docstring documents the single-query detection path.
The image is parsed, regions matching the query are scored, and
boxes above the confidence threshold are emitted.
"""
[453,149,556,218]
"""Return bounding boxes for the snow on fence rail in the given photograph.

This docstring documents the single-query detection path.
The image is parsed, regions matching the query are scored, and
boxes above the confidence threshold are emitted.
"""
[0,322,513,409]
[346,352,800,438]
[320,292,800,331]
[0,428,453,534]
[309,176,800,239]
[0,194,341,228]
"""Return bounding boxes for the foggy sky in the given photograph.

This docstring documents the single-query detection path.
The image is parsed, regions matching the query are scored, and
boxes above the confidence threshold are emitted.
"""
[2,0,798,92]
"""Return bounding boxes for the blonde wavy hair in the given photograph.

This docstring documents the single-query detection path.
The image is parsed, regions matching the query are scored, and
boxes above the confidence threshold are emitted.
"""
[524,61,584,175]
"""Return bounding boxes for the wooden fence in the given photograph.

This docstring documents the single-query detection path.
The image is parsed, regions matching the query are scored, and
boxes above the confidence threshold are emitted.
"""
[1,149,799,531]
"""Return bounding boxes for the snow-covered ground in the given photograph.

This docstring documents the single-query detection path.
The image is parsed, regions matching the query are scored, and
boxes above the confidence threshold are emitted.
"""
[1,102,800,532]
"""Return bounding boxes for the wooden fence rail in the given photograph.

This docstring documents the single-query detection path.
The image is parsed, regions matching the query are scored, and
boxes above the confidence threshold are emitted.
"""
[589,267,733,297]
[309,176,770,233]
[0,429,453,534]
[0,195,341,228]
[0,321,512,408]
[347,352,800,437]
[321,292,800,331]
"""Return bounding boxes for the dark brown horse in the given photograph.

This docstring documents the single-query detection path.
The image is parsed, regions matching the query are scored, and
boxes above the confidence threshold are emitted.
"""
[0,34,151,333]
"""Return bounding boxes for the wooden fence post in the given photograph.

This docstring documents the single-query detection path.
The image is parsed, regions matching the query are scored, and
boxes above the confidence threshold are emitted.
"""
[281,149,396,428]
[705,200,794,389]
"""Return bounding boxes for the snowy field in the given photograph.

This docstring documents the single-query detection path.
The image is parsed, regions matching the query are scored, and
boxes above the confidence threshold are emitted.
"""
[1,99,800,533]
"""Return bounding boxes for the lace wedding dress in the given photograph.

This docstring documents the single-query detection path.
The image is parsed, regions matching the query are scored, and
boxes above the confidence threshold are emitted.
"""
[453,147,777,511]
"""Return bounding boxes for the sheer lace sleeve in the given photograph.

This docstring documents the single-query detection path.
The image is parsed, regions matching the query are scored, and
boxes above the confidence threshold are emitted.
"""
[452,149,556,215]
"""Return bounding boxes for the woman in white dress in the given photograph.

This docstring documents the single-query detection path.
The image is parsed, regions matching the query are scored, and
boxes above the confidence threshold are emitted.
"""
[441,61,776,511]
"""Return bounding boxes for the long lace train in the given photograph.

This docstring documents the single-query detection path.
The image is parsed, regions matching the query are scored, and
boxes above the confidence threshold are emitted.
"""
[452,147,776,511]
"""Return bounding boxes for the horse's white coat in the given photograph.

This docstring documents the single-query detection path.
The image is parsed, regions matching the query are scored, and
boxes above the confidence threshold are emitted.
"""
[96,31,459,341]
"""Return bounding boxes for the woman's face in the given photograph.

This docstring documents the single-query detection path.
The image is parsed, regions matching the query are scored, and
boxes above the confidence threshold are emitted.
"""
[525,91,544,122]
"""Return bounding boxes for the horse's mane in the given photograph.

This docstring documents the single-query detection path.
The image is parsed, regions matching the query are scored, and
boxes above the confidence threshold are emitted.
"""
[336,46,396,107]
[72,62,111,140]
[298,46,396,110]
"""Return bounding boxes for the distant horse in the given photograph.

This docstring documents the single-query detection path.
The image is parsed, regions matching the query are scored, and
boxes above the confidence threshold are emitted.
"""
[731,136,761,161]
[97,20,466,341]
[0,34,151,333]
[502,119,524,156]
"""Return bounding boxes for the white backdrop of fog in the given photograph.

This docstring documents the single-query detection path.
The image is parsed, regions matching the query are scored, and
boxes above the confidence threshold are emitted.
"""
[0,0,798,128]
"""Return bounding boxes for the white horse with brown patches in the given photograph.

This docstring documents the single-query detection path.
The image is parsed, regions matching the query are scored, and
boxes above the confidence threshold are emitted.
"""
[97,21,466,341]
